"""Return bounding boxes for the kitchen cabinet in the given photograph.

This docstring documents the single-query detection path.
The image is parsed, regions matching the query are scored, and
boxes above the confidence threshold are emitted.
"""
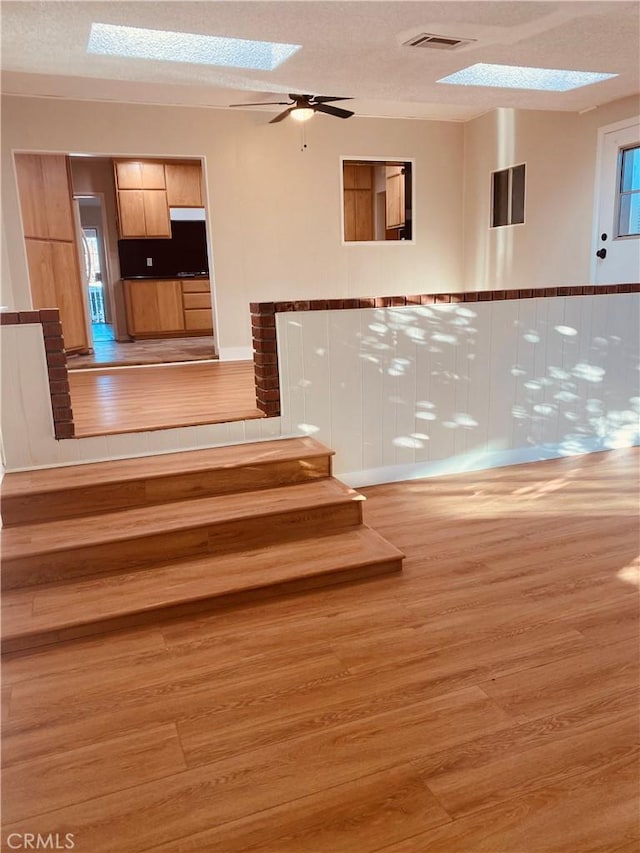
[117,189,171,238]
[181,279,213,333]
[124,278,213,338]
[386,166,405,229]
[25,239,88,351]
[115,160,166,190]
[114,159,171,239]
[15,152,89,353]
[15,153,76,242]
[165,163,203,207]
[124,280,184,336]
[343,163,374,241]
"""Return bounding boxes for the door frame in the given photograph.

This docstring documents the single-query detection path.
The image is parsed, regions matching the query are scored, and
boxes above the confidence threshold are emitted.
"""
[75,193,118,337]
[591,115,640,284]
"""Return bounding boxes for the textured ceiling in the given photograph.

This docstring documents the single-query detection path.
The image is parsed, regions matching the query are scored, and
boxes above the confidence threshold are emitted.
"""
[1,1,639,121]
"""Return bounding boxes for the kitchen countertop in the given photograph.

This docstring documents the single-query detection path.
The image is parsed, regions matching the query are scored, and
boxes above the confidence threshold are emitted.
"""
[123,274,209,281]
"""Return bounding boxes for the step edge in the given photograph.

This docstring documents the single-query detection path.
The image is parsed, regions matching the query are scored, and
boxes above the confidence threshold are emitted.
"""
[1,555,403,642]
[2,527,403,609]
[1,484,361,560]
[0,439,335,499]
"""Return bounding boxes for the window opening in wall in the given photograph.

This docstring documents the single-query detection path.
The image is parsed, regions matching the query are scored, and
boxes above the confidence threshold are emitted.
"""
[342,159,413,242]
[617,145,640,237]
[491,163,525,228]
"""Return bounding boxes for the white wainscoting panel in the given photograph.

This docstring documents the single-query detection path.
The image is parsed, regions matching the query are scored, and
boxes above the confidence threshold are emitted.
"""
[278,294,640,485]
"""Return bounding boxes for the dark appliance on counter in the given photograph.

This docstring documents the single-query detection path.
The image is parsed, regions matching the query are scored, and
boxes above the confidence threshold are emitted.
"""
[117,220,209,279]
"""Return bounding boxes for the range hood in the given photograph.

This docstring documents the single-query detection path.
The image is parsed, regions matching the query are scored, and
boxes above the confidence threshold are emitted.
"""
[169,207,206,221]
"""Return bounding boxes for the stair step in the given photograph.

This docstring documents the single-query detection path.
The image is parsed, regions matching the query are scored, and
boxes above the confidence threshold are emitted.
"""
[1,527,404,653]
[0,437,333,526]
[1,479,364,589]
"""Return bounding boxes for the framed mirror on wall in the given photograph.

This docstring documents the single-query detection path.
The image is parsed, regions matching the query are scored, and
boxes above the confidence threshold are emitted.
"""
[341,158,413,243]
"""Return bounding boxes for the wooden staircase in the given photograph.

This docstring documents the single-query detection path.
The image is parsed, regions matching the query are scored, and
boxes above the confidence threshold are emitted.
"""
[1,438,403,653]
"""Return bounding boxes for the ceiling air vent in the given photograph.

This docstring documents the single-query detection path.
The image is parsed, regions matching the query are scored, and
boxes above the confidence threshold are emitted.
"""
[403,33,476,50]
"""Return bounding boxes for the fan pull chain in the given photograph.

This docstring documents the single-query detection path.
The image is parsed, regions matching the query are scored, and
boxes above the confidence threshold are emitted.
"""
[300,122,307,152]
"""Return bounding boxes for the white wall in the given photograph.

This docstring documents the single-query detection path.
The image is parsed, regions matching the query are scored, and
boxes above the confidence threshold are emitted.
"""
[2,294,637,474]
[1,95,464,353]
[277,294,640,484]
[463,96,639,290]
[2,94,638,475]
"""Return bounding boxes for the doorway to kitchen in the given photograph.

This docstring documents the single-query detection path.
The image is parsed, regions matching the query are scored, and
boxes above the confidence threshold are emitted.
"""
[78,197,114,349]
[64,153,218,370]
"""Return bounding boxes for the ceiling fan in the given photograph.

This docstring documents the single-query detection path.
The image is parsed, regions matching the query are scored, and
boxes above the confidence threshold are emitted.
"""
[228,93,354,123]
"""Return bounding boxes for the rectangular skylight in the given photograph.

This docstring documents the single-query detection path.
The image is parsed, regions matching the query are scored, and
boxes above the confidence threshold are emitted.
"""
[437,63,617,91]
[87,23,301,71]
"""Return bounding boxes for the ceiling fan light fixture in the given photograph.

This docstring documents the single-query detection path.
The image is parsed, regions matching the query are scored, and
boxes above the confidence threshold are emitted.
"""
[290,107,315,122]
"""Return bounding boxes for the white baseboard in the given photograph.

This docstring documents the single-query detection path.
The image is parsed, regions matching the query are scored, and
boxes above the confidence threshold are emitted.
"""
[338,438,639,488]
[218,346,253,361]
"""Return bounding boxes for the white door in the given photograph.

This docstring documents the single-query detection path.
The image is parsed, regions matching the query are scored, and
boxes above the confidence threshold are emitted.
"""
[593,119,640,284]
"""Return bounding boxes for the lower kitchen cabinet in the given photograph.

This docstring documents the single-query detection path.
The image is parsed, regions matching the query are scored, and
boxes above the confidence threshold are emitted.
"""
[124,279,213,338]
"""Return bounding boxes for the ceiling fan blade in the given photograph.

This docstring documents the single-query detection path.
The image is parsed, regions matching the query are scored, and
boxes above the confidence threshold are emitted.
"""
[311,96,352,104]
[313,103,355,119]
[269,107,296,124]
[229,101,291,107]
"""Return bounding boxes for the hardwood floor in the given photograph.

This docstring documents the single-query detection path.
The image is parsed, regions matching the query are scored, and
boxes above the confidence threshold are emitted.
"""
[2,448,639,852]
[69,361,263,436]
[67,335,217,370]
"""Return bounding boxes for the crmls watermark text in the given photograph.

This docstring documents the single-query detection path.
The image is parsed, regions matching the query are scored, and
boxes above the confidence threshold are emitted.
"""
[6,834,75,850]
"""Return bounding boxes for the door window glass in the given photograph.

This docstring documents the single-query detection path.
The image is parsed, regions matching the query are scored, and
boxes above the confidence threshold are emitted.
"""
[618,145,640,237]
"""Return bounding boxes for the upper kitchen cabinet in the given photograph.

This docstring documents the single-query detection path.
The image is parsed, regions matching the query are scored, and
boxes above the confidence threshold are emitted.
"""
[14,153,76,242]
[114,160,166,190]
[165,163,203,207]
[114,159,171,239]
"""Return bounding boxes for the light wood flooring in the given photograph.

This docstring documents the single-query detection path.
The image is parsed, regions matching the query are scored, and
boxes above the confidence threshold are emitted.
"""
[2,448,638,851]
[69,361,263,436]
[67,335,217,369]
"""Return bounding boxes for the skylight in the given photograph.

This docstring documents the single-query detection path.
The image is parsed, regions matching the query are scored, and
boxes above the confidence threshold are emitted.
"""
[437,63,617,91]
[87,23,301,71]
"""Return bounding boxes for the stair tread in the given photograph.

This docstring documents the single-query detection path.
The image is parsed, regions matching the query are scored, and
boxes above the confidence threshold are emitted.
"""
[1,527,404,640]
[1,478,360,559]
[1,437,332,499]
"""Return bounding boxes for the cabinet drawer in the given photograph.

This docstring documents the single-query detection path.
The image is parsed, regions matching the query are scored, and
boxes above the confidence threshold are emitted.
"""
[181,279,210,293]
[184,308,213,331]
[183,292,211,310]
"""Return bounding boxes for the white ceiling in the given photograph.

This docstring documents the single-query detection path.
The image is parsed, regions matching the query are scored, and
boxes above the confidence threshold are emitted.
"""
[2,1,639,122]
